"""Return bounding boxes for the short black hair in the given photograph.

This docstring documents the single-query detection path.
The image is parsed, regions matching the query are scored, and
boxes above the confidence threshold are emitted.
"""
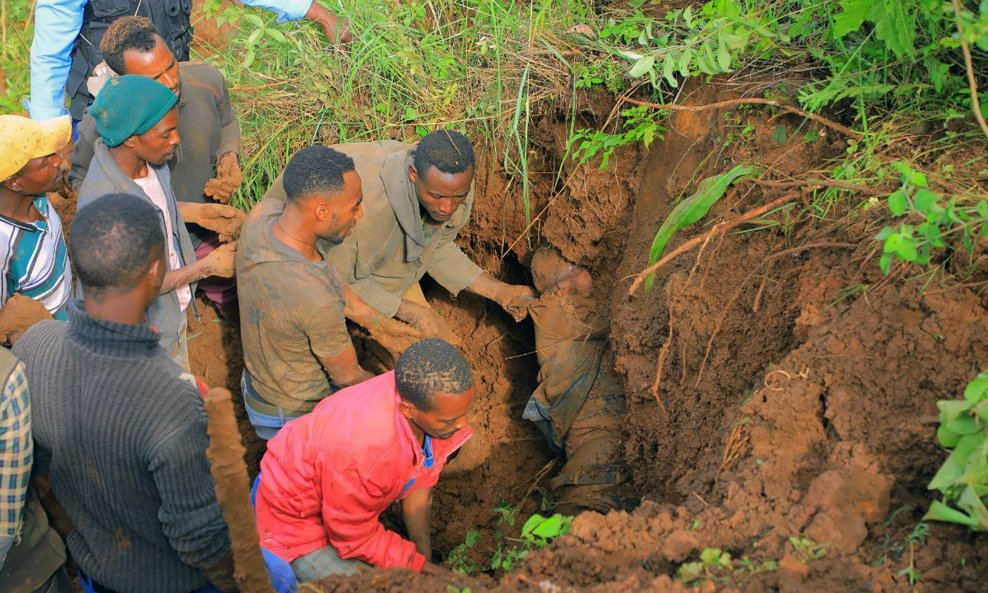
[282,146,355,201]
[396,339,473,410]
[413,130,475,176]
[71,193,164,293]
[100,16,160,75]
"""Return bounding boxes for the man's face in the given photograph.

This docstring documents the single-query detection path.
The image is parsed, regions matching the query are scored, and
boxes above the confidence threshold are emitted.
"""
[131,108,180,165]
[122,36,181,98]
[409,165,474,223]
[402,387,475,440]
[314,170,365,245]
[5,151,64,195]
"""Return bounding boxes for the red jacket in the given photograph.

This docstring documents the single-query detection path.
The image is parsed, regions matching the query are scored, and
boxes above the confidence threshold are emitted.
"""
[255,371,472,571]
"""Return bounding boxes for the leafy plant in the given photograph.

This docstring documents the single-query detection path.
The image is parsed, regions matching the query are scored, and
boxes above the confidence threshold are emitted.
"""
[924,371,988,531]
[788,536,827,563]
[896,522,928,587]
[570,106,666,170]
[642,163,757,293]
[676,547,777,586]
[491,513,573,571]
[447,529,480,574]
[876,161,988,275]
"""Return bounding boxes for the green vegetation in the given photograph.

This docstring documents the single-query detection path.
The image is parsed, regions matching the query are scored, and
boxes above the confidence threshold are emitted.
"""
[445,509,573,574]
[924,371,988,531]
[675,547,779,587]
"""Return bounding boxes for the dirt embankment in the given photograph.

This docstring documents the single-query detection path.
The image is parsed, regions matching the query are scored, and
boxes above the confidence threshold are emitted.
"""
[301,79,987,593]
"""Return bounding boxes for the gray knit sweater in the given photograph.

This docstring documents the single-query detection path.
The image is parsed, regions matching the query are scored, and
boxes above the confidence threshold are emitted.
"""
[13,300,230,593]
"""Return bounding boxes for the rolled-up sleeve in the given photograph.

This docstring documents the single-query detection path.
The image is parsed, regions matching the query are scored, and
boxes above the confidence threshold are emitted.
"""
[29,0,86,121]
[241,0,314,22]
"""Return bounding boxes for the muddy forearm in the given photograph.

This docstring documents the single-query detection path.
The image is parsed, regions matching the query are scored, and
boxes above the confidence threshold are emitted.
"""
[344,288,389,328]
[402,488,433,560]
[160,261,209,295]
[464,272,507,302]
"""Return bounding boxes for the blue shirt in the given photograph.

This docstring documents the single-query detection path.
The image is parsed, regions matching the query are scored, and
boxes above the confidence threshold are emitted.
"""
[28,0,315,120]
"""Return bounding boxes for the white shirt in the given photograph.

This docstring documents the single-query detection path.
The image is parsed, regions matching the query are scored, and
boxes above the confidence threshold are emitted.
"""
[134,168,192,311]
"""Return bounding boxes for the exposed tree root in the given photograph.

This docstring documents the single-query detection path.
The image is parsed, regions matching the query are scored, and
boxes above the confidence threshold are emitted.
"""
[627,194,799,296]
[620,95,862,139]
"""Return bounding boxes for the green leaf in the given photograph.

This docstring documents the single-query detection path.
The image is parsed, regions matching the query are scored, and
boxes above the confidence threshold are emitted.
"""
[643,164,758,293]
[937,423,961,448]
[913,189,939,213]
[871,0,917,58]
[629,55,655,78]
[879,252,892,275]
[244,13,265,28]
[265,28,288,44]
[888,189,908,216]
[923,500,979,527]
[771,125,787,145]
[833,0,872,37]
[716,32,731,72]
[964,375,988,403]
[938,399,975,422]
[662,54,678,87]
[678,48,694,76]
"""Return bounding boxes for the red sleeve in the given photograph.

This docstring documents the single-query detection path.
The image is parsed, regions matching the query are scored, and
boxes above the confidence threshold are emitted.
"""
[319,449,426,571]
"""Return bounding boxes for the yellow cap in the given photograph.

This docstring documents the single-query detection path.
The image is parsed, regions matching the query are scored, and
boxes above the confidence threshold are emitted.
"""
[0,115,72,181]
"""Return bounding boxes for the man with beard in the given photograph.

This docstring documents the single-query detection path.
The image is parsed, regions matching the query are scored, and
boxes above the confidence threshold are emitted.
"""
[78,75,236,371]
[236,146,375,439]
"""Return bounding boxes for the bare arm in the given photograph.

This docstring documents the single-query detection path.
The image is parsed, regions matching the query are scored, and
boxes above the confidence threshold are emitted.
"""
[159,243,237,295]
[318,345,373,388]
[402,487,433,560]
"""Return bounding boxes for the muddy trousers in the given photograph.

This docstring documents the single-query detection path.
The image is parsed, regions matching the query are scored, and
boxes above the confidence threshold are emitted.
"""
[553,383,629,515]
[290,546,369,580]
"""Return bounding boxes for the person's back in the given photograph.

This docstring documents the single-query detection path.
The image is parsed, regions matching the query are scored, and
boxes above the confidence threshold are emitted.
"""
[13,194,234,593]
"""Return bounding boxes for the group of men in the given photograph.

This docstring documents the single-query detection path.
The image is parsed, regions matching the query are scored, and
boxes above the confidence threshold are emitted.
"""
[0,8,630,593]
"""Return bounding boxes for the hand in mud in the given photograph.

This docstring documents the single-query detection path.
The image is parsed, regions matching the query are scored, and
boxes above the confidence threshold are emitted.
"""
[395,299,460,346]
[497,284,537,322]
[201,242,238,279]
[203,153,243,204]
[368,317,426,359]
[179,202,246,242]
[0,294,53,346]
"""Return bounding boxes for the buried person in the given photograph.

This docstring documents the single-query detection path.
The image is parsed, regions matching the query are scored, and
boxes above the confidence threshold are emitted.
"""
[263,129,535,348]
[524,247,633,515]
[254,339,474,580]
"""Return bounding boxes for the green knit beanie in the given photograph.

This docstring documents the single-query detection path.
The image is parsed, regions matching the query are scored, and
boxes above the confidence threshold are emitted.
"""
[91,75,178,147]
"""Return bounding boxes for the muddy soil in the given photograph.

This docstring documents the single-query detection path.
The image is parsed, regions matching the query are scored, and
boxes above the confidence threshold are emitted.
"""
[295,81,988,593]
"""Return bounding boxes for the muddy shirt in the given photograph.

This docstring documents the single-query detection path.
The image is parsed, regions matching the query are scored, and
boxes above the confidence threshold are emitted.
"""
[237,198,350,411]
[524,292,615,450]
[262,141,484,317]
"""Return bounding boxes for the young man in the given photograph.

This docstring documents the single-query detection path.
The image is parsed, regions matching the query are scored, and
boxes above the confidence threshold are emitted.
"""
[71,16,245,311]
[255,339,474,580]
[0,115,73,343]
[13,194,236,593]
[524,248,631,514]
[237,146,374,439]
[77,75,236,370]
[28,0,348,123]
[263,130,536,344]
[0,348,72,593]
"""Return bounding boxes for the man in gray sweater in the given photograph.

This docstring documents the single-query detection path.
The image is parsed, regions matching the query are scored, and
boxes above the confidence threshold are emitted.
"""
[13,194,236,593]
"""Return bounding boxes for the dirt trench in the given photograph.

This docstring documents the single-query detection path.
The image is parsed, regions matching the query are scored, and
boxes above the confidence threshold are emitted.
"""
[185,83,988,593]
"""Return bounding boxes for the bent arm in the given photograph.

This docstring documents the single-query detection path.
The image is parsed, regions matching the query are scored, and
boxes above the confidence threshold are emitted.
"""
[160,262,210,296]
[29,0,86,121]
[318,346,373,388]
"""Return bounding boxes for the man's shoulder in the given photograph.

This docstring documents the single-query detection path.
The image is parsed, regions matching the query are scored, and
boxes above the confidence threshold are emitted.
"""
[12,319,67,362]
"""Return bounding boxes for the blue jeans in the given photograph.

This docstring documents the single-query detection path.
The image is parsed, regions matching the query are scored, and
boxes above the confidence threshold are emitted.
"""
[241,371,305,440]
[79,572,219,593]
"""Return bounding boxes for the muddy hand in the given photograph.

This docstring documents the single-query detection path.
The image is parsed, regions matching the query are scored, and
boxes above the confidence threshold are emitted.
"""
[203,153,243,204]
[179,202,246,242]
[499,284,537,322]
[0,294,54,346]
[369,317,425,359]
[202,242,238,279]
[396,299,461,346]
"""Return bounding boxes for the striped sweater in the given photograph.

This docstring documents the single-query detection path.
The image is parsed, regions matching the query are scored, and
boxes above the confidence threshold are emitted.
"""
[12,300,230,593]
[0,196,72,319]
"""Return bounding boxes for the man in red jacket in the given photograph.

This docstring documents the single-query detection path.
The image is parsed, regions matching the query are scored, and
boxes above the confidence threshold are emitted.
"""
[255,339,474,580]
